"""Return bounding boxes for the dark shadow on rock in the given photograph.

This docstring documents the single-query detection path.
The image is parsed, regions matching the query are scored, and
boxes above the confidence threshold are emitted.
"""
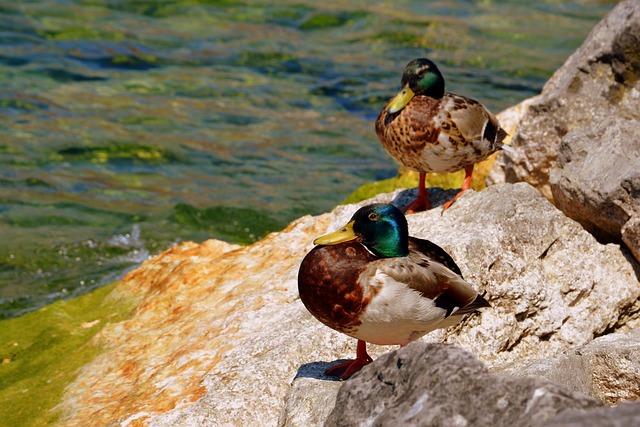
[391,187,461,211]
[294,361,351,382]
[621,246,640,282]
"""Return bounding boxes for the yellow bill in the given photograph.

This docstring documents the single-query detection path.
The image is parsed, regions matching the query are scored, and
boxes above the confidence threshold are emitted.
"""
[313,221,357,245]
[386,85,415,114]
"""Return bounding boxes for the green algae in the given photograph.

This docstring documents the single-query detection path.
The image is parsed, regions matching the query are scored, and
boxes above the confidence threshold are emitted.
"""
[39,26,126,42]
[0,282,133,427]
[299,10,370,30]
[109,53,160,68]
[170,203,281,245]
[51,142,180,164]
[0,98,45,111]
[118,116,175,126]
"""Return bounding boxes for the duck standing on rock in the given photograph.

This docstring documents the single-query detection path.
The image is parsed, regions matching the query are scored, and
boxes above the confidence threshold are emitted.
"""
[376,58,509,213]
[298,203,490,379]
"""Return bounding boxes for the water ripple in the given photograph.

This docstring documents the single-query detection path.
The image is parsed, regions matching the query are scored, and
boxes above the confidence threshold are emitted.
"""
[0,0,616,318]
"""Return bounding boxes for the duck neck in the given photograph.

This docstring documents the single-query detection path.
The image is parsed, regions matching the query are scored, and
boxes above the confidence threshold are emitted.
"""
[416,73,444,99]
[364,226,409,259]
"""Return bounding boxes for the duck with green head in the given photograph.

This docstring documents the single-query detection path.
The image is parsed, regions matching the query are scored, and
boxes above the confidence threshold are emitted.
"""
[376,58,509,213]
[298,203,490,379]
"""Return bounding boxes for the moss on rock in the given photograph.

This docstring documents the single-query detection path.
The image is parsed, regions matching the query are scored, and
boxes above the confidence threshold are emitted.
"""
[0,283,132,427]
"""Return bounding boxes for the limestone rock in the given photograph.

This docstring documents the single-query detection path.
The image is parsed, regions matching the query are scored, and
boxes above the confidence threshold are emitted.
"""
[507,329,640,405]
[549,117,640,257]
[622,215,640,264]
[401,183,640,368]
[277,366,342,427]
[494,0,640,199]
[54,206,389,427]
[326,342,602,427]
[544,401,640,427]
[486,96,537,186]
[54,184,640,426]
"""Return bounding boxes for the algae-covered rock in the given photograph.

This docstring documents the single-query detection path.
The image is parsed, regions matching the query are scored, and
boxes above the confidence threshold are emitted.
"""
[0,283,131,427]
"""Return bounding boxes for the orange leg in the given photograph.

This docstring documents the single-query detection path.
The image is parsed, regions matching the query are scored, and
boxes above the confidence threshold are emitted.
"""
[325,339,373,380]
[442,164,474,212]
[402,172,430,214]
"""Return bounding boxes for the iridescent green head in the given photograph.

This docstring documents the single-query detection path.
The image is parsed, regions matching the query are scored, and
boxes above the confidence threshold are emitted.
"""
[401,58,445,98]
[386,58,445,113]
[313,203,409,258]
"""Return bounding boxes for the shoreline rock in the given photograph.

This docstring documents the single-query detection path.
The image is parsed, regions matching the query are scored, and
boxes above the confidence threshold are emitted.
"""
[505,329,640,405]
[326,342,602,427]
[53,182,640,426]
[549,116,640,261]
[490,0,640,264]
[493,0,640,201]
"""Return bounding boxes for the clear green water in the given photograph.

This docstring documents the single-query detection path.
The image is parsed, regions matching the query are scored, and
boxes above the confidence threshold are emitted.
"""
[0,0,614,319]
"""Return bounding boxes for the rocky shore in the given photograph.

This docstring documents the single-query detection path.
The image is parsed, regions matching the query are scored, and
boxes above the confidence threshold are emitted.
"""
[48,0,640,425]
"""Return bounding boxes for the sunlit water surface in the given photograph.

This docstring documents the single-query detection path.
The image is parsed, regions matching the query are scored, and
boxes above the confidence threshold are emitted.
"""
[0,0,615,318]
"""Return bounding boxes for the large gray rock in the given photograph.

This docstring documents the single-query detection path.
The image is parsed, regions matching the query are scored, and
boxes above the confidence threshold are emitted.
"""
[495,0,640,199]
[507,329,640,405]
[326,342,602,427]
[280,328,640,427]
[401,183,640,368]
[278,183,640,426]
[549,117,640,261]
[544,402,640,427]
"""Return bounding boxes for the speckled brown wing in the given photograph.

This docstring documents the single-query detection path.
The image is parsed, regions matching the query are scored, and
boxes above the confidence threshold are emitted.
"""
[442,93,507,151]
[408,236,462,277]
[375,95,441,171]
[374,239,488,316]
[376,91,508,175]
[298,241,377,335]
[364,236,461,300]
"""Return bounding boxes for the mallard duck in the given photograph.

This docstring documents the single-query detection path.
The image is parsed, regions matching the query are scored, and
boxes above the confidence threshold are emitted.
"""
[298,203,490,379]
[375,58,509,213]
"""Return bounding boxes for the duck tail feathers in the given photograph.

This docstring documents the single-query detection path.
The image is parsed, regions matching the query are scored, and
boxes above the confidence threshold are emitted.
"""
[452,291,491,316]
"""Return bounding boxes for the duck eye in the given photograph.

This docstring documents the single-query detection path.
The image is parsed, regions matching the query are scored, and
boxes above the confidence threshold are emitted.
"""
[368,213,380,221]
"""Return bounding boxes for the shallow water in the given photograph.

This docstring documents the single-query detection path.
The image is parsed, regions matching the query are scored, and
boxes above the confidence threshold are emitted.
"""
[0,0,614,318]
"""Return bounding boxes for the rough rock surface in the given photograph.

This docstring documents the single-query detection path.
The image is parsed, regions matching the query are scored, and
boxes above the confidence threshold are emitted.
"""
[544,401,640,427]
[507,329,640,405]
[54,183,640,426]
[494,0,640,199]
[325,342,602,427]
[55,203,392,427]
[549,117,640,259]
[486,96,536,186]
[400,183,640,368]
[623,215,640,264]
[277,365,342,427]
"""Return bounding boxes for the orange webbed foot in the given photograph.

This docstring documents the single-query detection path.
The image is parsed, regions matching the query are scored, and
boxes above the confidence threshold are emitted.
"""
[402,172,430,214]
[325,340,373,380]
